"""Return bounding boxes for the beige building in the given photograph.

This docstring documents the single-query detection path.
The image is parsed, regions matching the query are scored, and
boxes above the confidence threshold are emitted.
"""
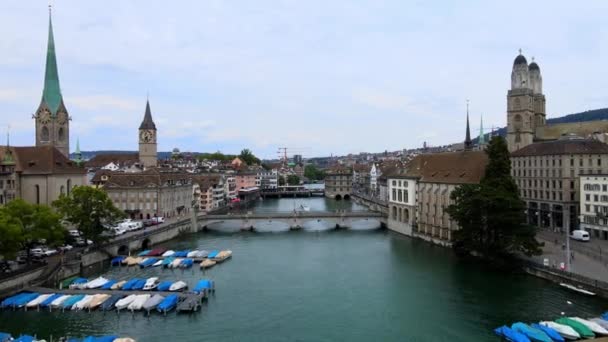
[325,165,352,200]
[387,151,488,246]
[92,168,192,220]
[511,137,608,232]
[579,174,608,240]
[0,146,85,206]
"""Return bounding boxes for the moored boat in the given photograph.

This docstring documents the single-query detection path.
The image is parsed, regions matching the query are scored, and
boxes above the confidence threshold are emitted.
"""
[157,281,173,292]
[152,260,163,267]
[161,250,175,257]
[157,294,179,313]
[115,294,137,311]
[85,276,109,289]
[25,294,52,309]
[494,325,530,342]
[193,280,214,294]
[570,317,608,335]
[127,294,150,311]
[121,256,135,265]
[511,322,552,342]
[143,277,160,291]
[13,293,40,309]
[72,294,94,310]
[539,321,580,340]
[121,278,141,290]
[200,259,216,269]
[179,258,194,268]
[131,279,146,290]
[169,258,183,269]
[111,256,125,266]
[139,258,158,268]
[147,248,167,257]
[39,293,62,308]
[142,294,165,312]
[61,294,84,310]
[101,279,117,290]
[212,250,232,262]
[207,250,219,259]
[556,317,595,339]
[87,294,111,311]
[68,278,88,289]
[138,250,151,257]
[531,323,564,342]
[50,295,72,309]
[169,281,187,292]
[127,257,143,266]
[100,294,123,311]
[590,318,608,330]
[111,280,127,290]
[162,257,175,267]
[186,250,200,258]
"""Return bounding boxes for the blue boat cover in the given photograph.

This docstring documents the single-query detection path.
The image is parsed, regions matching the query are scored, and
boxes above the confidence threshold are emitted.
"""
[62,294,85,308]
[14,335,35,342]
[180,259,193,268]
[193,280,213,294]
[139,258,158,268]
[531,323,564,342]
[121,278,141,290]
[138,250,151,256]
[512,323,551,342]
[131,279,146,290]
[100,295,123,311]
[0,332,12,342]
[157,281,173,291]
[40,293,62,307]
[100,280,117,290]
[83,336,118,342]
[207,250,219,258]
[111,256,125,265]
[494,325,530,342]
[14,293,39,307]
[71,277,88,285]
[157,294,179,312]
[602,312,608,321]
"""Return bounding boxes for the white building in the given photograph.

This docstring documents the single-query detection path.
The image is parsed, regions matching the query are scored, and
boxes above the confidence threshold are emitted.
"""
[387,176,417,236]
[370,163,380,194]
[579,174,608,240]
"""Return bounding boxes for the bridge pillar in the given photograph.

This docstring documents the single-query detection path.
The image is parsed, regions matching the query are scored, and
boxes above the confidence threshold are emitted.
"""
[190,204,199,233]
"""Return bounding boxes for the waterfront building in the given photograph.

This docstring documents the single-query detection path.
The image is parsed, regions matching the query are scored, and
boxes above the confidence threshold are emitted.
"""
[369,163,380,195]
[579,174,608,240]
[506,51,608,153]
[257,169,278,190]
[352,164,371,194]
[511,136,608,232]
[192,174,223,212]
[325,165,352,200]
[387,151,487,245]
[235,170,257,190]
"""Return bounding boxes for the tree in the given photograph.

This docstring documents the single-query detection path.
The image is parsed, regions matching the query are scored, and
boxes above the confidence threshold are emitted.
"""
[1,199,65,261]
[239,149,261,165]
[287,175,300,185]
[0,209,24,260]
[447,136,542,261]
[278,176,286,186]
[53,186,125,245]
[304,164,325,180]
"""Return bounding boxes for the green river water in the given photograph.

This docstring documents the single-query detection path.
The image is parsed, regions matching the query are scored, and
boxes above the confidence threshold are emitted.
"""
[1,197,607,341]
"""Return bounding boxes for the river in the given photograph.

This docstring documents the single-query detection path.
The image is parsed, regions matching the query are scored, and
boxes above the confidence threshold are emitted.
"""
[1,197,607,341]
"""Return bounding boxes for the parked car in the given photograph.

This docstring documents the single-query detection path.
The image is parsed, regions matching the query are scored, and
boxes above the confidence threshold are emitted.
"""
[43,248,58,257]
[58,244,73,252]
[114,227,127,235]
[571,230,590,242]
[74,238,93,246]
[69,230,82,238]
[29,248,44,257]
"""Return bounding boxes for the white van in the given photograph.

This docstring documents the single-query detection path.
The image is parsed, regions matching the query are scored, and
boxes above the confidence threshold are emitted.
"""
[571,230,590,242]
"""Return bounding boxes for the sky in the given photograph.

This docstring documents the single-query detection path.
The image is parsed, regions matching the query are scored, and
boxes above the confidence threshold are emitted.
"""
[0,1,607,159]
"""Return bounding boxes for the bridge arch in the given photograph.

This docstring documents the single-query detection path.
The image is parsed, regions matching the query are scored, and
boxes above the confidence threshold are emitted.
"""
[117,245,129,256]
[335,194,342,200]
[141,238,151,250]
[343,194,351,200]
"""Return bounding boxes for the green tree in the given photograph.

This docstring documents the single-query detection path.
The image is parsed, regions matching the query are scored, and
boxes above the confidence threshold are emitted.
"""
[446,137,542,260]
[304,164,325,180]
[53,186,125,245]
[239,149,261,165]
[287,175,300,185]
[0,209,24,260]
[278,176,286,186]
[1,199,65,261]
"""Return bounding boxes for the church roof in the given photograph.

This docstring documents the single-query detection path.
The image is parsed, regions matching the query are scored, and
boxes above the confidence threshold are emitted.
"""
[529,62,540,71]
[101,168,191,188]
[139,100,157,130]
[386,151,488,184]
[511,138,608,156]
[41,10,64,116]
[0,146,84,175]
[514,54,528,66]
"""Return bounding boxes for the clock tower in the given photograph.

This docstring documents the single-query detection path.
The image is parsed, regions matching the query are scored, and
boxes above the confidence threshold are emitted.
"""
[35,7,70,158]
[138,100,157,168]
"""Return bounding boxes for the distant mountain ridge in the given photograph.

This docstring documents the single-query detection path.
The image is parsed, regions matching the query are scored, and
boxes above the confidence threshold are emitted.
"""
[70,150,199,161]
[475,108,608,143]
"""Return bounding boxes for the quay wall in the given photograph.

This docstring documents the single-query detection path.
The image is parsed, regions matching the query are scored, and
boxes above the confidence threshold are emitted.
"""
[351,194,388,215]
[0,267,45,294]
[523,262,608,299]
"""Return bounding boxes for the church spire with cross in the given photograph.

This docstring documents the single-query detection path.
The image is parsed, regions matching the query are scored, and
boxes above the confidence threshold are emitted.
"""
[478,114,485,147]
[464,100,472,150]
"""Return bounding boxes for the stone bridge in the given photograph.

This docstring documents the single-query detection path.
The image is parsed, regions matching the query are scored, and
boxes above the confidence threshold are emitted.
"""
[98,211,386,257]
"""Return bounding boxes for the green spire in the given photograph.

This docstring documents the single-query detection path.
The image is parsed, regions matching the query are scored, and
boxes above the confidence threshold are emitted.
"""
[42,7,63,116]
[479,114,485,145]
[74,137,82,164]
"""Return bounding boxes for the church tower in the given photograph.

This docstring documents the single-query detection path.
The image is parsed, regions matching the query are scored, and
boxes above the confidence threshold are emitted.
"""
[138,100,157,168]
[34,7,70,157]
[506,50,535,152]
[528,58,546,129]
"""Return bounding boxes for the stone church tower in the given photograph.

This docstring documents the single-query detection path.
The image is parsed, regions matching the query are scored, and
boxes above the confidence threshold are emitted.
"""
[34,8,70,158]
[506,50,546,152]
[138,100,157,168]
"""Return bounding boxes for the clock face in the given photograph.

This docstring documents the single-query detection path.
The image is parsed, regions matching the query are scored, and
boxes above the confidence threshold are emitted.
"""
[38,109,51,124]
[140,130,154,143]
[57,111,68,125]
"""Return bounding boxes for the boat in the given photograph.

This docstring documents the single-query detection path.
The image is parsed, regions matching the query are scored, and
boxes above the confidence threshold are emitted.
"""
[200,259,216,269]
[115,294,138,311]
[61,276,78,289]
[146,248,167,257]
[169,281,188,292]
[169,258,183,269]
[590,318,608,330]
[39,293,62,308]
[138,250,151,257]
[13,293,40,308]
[194,250,209,258]
[193,280,214,294]
[50,295,72,309]
[131,279,147,290]
[559,283,596,296]
[143,277,160,291]
[127,294,151,311]
[121,256,135,265]
[186,250,200,258]
[127,257,143,266]
[212,250,232,262]
[13,335,36,342]
[25,294,52,309]
[207,250,220,259]
[85,276,109,289]
[530,323,564,342]
[87,294,111,311]
[0,332,12,342]
[72,295,94,310]
[539,321,580,340]
[157,294,179,313]
[570,317,608,335]
[83,336,119,342]
[511,322,552,342]
[494,325,530,342]
[61,294,85,310]
[157,281,173,292]
[100,294,123,311]
[173,250,190,258]
[111,280,127,290]
[142,294,165,312]
[555,317,595,339]
[161,250,175,257]
[603,312,608,321]
[179,258,194,268]
[68,278,88,289]
[111,256,125,266]
[139,258,158,268]
[152,260,163,267]
[121,278,141,290]
[100,279,117,290]
[162,256,175,267]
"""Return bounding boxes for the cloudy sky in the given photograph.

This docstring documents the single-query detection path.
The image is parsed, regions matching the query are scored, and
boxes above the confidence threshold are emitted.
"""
[0,1,607,159]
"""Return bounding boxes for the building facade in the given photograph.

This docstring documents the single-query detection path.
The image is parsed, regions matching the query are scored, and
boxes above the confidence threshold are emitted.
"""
[579,174,608,240]
[138,100,158,168]
[325,166,352,200]
[511,137,608,233]
[387,176,416,236]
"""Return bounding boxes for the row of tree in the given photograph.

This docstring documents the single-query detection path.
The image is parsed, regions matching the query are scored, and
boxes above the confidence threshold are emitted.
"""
[0,187,124,262]
[196,149,261,166]
[304,164,325,180]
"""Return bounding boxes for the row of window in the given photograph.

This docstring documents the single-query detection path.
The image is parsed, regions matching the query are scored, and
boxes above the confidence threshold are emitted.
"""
[583,184,608,192]
[513,156,602,168]
[521,189,573,201]
[584,193,608,203]
[517,179,568,190]
[391,180,409,188]
[584,204,608,214]
[391,189,409,203]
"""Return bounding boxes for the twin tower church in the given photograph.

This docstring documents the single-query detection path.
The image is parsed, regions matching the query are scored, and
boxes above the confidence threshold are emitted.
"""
[33,9,158,168]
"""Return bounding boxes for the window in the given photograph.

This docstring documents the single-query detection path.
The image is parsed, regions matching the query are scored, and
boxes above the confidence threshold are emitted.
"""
[599,158,602,166]
[586,204,591,212]
[603,184,607,192]
[41,127,49,141]
[580,159,583,167]
[595,194,599,202]
[35,184,40,204]
[570,159,574,167]
[571,192,575,201]
[571,181,575,189]
[586,194,591,201]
